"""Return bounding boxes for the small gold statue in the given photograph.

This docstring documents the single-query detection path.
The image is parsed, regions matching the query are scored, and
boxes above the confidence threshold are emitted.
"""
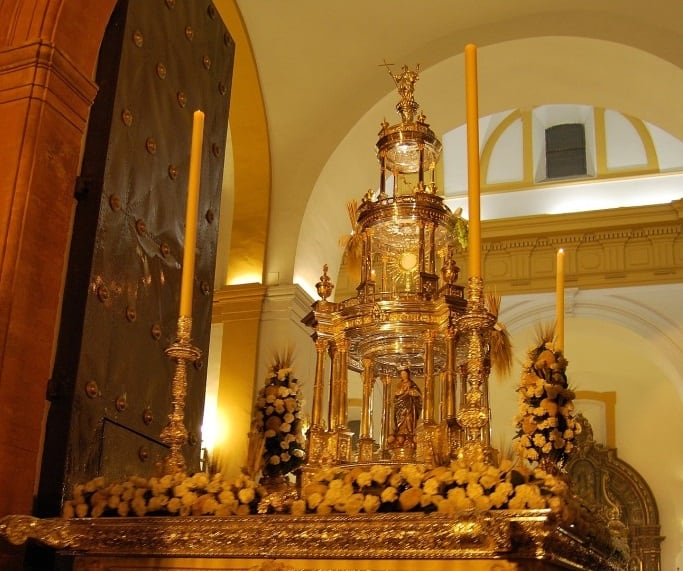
[383,62,421,123]
[388,64,419,104]
[388,365,422,449]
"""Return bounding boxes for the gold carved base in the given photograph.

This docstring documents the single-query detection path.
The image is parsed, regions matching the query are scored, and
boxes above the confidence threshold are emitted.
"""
[389,444,416,461]
[70,556,577,570]
[1,512,624,571]
[357,437,375,462]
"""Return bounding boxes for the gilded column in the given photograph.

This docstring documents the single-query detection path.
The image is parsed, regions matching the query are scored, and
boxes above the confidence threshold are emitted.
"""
[418,143,425,190]
[445,327,457,419]
[327,343,339,431]
[381,254,388,294]
[423,330,435,423]
[358,357,375,462]
[418,220,426,273]
[336,338,350,429]
[360,230,368,285]
[365,229,375,296]
[428,221,436,274]
[307,337,329,466]
[444,326,462,457]
[336,337,352,462]
[311,338,328,429]
[419,330,440,466]
[380,374,393,458]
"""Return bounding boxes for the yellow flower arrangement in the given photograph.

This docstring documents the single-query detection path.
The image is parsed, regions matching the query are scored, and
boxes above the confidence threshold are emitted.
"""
[62,471,260,519]
[62,460,573,520]
[299,459,574,518]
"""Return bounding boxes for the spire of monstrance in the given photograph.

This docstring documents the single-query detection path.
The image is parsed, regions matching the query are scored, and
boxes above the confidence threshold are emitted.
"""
[384,62,421,123]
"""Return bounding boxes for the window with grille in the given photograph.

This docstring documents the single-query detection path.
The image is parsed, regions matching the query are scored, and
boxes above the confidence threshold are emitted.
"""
[545,123,587,179]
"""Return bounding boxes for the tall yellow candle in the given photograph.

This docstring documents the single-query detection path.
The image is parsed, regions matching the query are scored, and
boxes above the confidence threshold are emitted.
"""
[179,110,205,317]
[465,44,481,279]
[556,248,565,352]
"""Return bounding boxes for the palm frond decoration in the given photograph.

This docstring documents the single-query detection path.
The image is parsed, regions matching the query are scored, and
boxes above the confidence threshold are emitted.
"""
[271,346,295,371]
[339,199,363,277]
[446,207,468,251]
[486,291,513,379]
[245,429,265,479]
[534,322,556,349]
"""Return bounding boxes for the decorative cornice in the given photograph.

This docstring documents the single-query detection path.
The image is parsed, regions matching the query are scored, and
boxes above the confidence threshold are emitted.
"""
[0,41,98,129]
[212,283,268,322]
[475,201,683,294]
[482,200,683,240]
[257,283,316,338]
[335,201,683,300]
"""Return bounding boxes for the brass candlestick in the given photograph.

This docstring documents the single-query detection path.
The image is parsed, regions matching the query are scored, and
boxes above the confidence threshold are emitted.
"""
[160,315,201,475]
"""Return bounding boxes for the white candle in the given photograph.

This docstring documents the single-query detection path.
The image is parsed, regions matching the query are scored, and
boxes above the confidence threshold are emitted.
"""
[179,110,205,317]
[556,248,565,352]
[465,44,481,279]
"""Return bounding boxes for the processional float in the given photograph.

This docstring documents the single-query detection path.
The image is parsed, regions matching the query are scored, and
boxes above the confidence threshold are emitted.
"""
[0,48,629,571]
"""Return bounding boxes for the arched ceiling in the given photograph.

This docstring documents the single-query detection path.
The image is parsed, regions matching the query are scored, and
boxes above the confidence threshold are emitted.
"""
[222,0,683,293]
[294,37,683,294]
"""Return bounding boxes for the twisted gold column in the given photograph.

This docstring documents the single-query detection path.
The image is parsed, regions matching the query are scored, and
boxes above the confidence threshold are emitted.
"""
[455,276,494,464]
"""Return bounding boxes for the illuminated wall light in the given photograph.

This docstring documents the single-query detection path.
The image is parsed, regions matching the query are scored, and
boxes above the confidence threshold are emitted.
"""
[227,273,262,286]
[444,173,683,222]
[200,405,218,455]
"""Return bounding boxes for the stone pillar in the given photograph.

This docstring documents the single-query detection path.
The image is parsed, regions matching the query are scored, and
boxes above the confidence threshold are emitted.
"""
[0,0,111,510]
[0,3,113,567]
[211,284,268,480]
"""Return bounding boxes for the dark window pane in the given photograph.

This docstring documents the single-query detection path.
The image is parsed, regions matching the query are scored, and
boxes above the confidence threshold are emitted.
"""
[546,123,587,179]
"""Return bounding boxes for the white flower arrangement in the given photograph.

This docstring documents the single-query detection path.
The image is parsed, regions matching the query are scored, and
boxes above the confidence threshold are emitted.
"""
[252,366,306,478]
[513,337,581,469]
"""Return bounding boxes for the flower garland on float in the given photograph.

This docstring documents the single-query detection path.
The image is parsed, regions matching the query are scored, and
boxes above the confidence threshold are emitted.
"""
[62,458,573,519]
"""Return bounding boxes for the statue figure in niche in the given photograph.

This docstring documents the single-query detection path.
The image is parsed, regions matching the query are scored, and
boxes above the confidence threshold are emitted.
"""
[389,366,422,447]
